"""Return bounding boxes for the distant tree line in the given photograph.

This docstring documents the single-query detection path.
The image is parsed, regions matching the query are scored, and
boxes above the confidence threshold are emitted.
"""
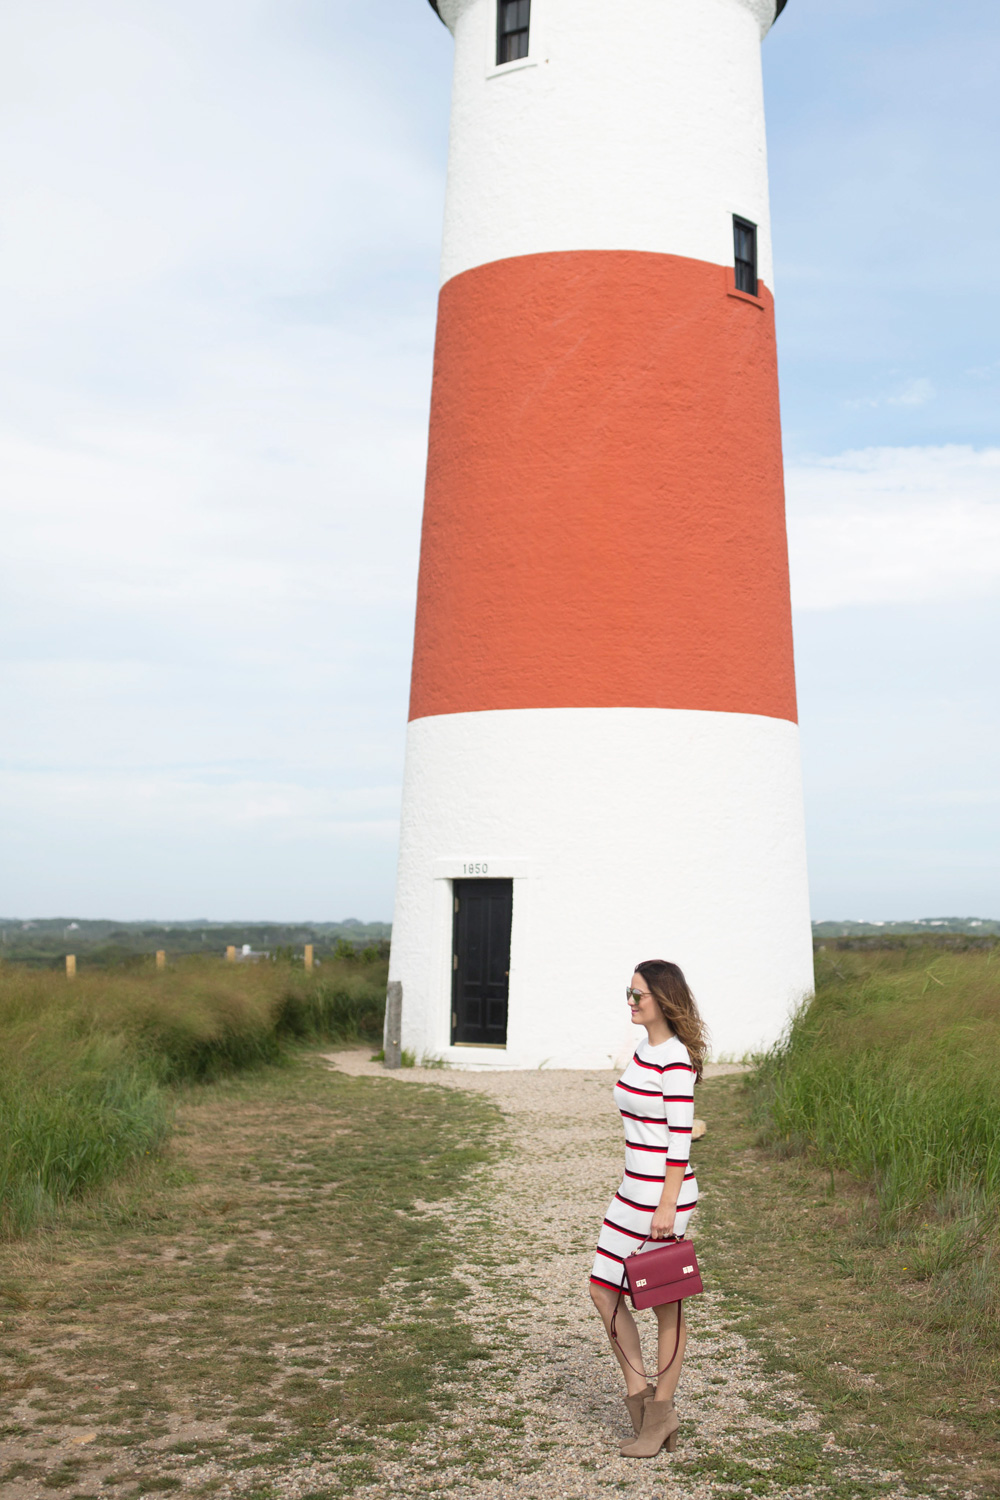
[0,919,391,969]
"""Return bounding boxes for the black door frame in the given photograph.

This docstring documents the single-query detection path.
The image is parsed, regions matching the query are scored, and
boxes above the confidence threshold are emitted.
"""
[451,877,512,1047]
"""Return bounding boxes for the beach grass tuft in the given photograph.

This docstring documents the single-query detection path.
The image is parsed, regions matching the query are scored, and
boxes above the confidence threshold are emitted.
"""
[749,946,1000,1382]
[751,947,1000,1218]
[0,955,386,1236]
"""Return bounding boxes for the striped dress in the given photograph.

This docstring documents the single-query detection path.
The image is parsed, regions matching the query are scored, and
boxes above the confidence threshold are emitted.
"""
[590,1034,698,1292]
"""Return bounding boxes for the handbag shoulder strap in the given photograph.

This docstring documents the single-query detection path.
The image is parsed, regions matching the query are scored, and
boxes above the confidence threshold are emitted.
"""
[609,1290,683,1380]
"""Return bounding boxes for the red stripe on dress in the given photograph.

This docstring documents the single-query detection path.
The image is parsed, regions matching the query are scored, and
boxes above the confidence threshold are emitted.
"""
[594,1246,627,1265]
[624,1168,696,1183]
[603,1217,648,1241]
[616,1191,657,1211]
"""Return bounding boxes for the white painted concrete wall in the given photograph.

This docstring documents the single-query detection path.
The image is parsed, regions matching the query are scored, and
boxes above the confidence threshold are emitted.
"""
[391,708,813,1068]
[437,0,778,286]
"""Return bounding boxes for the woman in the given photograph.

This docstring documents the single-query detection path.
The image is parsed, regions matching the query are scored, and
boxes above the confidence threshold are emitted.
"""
[589,959,706,1458]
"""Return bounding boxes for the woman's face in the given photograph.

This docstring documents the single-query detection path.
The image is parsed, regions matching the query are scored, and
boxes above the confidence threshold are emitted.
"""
[627,971,660,1028]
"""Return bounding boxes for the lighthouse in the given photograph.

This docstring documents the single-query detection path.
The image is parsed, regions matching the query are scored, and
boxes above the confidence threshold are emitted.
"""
[387,0,812,1069]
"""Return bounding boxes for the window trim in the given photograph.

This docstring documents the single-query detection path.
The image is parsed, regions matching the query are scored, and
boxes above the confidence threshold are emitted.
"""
[726,275,766,309]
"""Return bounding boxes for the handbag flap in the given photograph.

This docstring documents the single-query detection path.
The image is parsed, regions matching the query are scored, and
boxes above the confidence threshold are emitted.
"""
[626,1241,699,1294]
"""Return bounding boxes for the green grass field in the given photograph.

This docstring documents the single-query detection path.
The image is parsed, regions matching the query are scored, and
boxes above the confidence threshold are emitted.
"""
[0,956,387,1238]
[3,939,1000,1495]
[0,1058,500,1497]
[750,946,1000,1385]
[756,947,1000,1215]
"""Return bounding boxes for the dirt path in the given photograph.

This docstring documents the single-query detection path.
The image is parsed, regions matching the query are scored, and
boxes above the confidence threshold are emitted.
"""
[321,1053,922,1500]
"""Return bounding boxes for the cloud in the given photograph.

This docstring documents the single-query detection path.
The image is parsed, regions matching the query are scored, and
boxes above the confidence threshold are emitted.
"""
[845,378,935,411]
[3,0,998,920]
[1,327,428,629]
[0,0,444,675]
[0,0,451,917]
[786,445,1000,610]
[0,0,444,312]
[0,765,402,837]
[886,378,935,408]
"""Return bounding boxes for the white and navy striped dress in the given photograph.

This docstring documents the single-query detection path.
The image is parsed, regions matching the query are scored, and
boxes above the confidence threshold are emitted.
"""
[590,1034,698,1292]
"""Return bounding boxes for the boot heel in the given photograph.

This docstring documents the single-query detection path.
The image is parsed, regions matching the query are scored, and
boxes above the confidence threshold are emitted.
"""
[619,1399,679,1458]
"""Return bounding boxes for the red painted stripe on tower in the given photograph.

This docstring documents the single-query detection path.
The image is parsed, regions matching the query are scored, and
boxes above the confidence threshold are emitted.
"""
[409,250,797,724]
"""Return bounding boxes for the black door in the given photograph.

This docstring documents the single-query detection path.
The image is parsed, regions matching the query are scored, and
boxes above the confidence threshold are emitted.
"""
[452,879,512,1045]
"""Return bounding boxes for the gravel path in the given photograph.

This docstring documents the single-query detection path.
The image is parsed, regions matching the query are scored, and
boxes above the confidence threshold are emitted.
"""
[319,1053,915,1500]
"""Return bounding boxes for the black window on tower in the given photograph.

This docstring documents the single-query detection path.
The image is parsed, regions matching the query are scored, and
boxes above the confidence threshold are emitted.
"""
[733,215,758,296]
[497,0,531,65]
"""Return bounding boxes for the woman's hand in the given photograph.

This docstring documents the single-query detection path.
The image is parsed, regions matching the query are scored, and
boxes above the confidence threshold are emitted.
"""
[649,1203,677,1240]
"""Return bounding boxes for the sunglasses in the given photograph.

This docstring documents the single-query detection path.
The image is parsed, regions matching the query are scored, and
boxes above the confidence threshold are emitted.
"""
[625,987,652,1003]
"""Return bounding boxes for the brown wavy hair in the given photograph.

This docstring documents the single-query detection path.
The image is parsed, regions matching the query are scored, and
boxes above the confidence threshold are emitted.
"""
[634,959,708,1081]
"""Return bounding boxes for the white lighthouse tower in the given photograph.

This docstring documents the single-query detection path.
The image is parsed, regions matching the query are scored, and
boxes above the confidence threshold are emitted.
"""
[388,0,811,1069]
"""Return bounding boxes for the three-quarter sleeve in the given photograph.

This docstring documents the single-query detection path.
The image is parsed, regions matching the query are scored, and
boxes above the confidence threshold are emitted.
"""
[662,1059,695,1164]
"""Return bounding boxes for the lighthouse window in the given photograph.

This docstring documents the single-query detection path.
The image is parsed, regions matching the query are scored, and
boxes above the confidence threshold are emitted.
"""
[497,0,530,64]
[733,216,758,296]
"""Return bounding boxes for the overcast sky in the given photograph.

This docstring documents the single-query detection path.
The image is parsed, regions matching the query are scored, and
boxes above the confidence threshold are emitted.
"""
[1,0,997,923]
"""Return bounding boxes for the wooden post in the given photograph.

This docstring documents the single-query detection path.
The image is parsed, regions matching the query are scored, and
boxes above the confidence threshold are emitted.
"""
[384,981,403,1068]
[66,954,76,979]
[225,945,237,962]
[156,950,166,970]
[304,944,314,972]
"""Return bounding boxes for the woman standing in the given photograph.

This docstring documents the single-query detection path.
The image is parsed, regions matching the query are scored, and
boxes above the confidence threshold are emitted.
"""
[589,960,707,1458]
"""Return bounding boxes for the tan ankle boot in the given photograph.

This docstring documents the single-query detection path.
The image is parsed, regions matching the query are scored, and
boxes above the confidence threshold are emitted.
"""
[619,1397,679,1457]
[623,1383,656,1436]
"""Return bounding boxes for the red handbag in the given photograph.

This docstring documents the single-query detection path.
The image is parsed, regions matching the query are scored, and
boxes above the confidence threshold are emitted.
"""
[610,1237,703,1377]
[624,1236,703,1309]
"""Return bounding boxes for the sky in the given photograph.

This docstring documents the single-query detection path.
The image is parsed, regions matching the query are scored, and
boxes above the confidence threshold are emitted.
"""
[1,0,997,924]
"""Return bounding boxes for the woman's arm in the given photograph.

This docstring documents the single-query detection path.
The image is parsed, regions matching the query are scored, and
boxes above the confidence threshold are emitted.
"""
[650,1058,696,1239]
[650,1160,686,1239]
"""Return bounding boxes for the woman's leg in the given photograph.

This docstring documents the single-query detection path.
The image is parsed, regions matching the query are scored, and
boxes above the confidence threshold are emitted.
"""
[589,1282,648,1396]
[652,1301,687,1403]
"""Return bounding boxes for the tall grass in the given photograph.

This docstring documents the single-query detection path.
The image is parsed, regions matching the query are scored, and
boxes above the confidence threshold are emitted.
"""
[751,948,1000,1373]
[0,956,386,1237]
[752,948,1000,1218]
